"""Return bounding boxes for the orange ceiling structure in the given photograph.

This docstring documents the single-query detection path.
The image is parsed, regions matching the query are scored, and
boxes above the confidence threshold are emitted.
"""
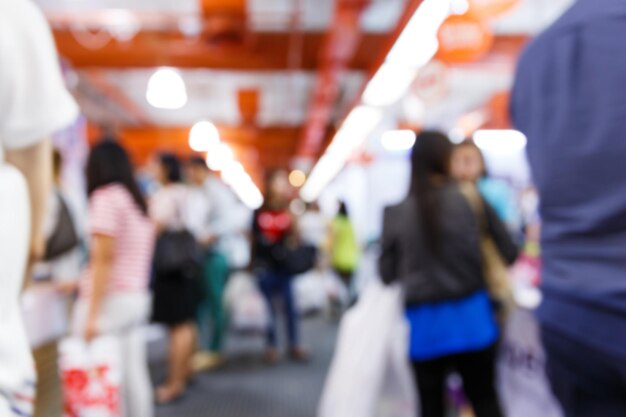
[48,0,533,178]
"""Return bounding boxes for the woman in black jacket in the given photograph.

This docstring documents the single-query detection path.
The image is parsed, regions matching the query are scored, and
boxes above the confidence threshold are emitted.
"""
[379,131,518,417]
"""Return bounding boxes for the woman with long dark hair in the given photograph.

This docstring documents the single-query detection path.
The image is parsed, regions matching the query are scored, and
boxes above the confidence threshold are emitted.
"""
[149,153,199,404]
[379,131,518,417]
[251,170,309,363]
[72,139,155,417]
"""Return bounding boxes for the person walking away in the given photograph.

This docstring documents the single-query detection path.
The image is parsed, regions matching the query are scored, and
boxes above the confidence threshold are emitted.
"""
[511,1,626,414]
[0,1,78,414]
[185,157,236,372]
[71,140,155,417]
[330,202,359,301]
[380,131,518,417]
[30,150,84,416]
[33,149,85,293]
[451,140,521,235]
[149,153,201,404]
[251,170,309,363]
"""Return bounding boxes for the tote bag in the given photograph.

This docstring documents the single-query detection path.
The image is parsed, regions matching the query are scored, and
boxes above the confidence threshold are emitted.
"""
[59,336,123,417]
[318,282,418,417]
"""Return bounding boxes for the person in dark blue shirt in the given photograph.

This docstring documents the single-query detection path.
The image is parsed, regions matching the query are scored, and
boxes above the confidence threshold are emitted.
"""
[511,1,626,415]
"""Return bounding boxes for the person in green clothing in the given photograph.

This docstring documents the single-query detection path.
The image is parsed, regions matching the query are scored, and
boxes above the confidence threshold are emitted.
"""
[331,202,359,299]
[185,157,241,372]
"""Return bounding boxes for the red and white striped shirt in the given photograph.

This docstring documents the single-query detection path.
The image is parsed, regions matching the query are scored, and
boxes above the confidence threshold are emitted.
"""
[81,184,155,296]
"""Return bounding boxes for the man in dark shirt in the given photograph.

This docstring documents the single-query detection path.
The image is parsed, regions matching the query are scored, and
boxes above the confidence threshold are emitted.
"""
[511,1,626,415]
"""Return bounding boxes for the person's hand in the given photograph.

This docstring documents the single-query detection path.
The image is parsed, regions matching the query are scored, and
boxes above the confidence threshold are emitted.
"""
[84,317,99,343]
[200,234,218,248]
[29,234,46,265]
[56,281,78,295]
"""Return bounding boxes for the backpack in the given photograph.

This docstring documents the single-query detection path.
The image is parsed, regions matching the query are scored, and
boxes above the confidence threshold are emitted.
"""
[44,192,79,261]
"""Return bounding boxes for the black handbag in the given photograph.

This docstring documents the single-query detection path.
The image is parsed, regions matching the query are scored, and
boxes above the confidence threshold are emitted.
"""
[44,192,79,261]
[282,243,318,276]
[153,230,202,280]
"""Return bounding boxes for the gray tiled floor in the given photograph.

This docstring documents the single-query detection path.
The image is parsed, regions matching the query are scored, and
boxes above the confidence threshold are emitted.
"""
[152,316,338,417]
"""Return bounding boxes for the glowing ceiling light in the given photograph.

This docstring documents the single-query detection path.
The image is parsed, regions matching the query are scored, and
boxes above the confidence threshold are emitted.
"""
[146,67,187,110]
[326,106,384,158]
[300,155,345,203]
[450,0,470,15]
[288,170,307,188]
[206,143,234,171]
[381,130,416,152]
[189,121,220,152]
[301,105,383,202]
[362,63,419,107]
[473,129,528,154]
[386,0,450,68]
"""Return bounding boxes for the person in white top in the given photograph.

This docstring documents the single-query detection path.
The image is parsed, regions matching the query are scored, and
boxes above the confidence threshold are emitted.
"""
[185,157,250,371]
[0,1,79,414]
[149,153,199,404]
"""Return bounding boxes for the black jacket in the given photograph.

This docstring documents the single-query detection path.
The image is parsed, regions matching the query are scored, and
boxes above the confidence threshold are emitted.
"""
[379,182,518,305]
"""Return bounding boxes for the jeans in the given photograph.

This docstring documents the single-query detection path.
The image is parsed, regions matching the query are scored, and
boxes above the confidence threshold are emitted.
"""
[412,345,503,417]
[197,251,230,353]
[258,270,299,348]
[541,325,626,417]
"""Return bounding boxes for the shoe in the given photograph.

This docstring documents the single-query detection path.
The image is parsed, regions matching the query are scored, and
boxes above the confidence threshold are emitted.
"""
[263,348,280,365]
[191,351,224,373]
[155,383,185,405]
[288,347,310,363]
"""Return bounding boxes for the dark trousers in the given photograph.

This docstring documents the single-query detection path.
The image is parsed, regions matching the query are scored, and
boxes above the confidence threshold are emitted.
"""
[197,251,230,353]
[412,345,503,417]
[258,270,299,348]
[541,326,626,417]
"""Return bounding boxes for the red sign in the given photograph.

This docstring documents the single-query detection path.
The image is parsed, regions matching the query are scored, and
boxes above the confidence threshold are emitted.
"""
[437,15,494,63]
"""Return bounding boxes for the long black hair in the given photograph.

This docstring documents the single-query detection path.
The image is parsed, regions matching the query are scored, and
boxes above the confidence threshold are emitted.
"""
[338,201,349,218]
[410,131,453,256]
[87,139,148,215]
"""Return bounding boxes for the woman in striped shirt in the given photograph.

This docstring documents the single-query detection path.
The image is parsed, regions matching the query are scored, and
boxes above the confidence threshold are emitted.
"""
[72,140,156,417]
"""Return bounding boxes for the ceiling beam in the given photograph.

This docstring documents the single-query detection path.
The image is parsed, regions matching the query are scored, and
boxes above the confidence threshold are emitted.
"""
[53,29,389,71]
[294,0,371,162]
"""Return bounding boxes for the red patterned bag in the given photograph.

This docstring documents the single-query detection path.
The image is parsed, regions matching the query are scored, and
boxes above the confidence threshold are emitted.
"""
[59,337,122,417]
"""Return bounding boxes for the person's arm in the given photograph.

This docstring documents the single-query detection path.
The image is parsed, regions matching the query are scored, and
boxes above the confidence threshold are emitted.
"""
[379,207,398,284]
[5,139,52,265]
[84,234,115,342]
[484,200,519,265]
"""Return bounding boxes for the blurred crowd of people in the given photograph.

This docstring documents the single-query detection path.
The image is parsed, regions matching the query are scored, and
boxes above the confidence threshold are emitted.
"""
[4,1,626,417]
[20,134,361,414]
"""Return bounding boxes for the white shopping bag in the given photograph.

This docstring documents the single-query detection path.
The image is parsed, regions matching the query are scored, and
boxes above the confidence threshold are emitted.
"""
[59,336,123,417]
[293,270,348,314]
[498,309,563,417]
[224,271,270,333]
[318,282,418,417]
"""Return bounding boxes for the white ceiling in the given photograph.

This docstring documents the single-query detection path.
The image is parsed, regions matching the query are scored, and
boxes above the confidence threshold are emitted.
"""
[78,69,365,127]
[55,0,578,130]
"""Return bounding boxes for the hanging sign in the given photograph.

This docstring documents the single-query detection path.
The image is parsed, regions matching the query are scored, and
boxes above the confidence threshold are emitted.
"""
[437,14,494,63]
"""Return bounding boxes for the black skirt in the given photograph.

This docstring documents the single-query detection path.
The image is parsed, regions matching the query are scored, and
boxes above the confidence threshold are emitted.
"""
[151,272,201,326]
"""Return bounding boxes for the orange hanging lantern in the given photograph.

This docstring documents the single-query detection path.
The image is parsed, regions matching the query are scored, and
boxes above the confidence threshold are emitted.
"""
[468,0,520,20]
[436,14,494,63]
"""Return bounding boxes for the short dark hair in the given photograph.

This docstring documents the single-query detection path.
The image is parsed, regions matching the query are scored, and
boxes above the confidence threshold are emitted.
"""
[189,156,207,169]
[159,153,183,183]
[87,139,148,215]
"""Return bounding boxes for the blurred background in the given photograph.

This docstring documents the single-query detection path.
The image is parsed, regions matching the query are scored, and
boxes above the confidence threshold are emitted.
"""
[18,1,578,416]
